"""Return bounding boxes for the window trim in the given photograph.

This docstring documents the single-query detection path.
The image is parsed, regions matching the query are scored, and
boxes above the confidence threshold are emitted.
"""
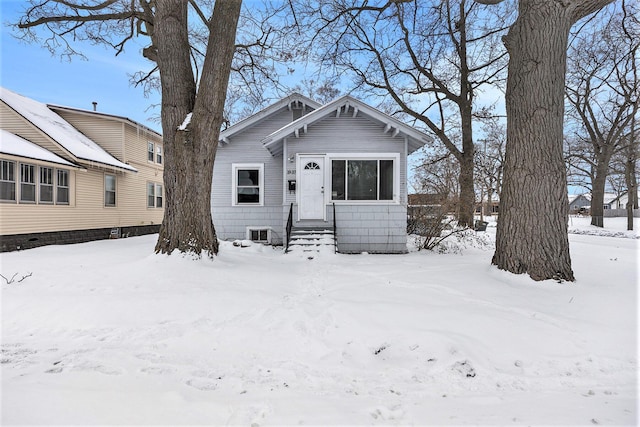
[327,153,400,205]
[105,173,116,207]
[232,163,264,207]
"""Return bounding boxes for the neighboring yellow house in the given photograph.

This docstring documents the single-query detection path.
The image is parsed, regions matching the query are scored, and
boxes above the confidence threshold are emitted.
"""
[0,87,164,251]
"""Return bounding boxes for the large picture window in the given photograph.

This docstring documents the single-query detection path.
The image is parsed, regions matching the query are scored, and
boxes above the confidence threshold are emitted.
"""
[331,157,396,202]
[232,163,263,206]
[0,160,15,202]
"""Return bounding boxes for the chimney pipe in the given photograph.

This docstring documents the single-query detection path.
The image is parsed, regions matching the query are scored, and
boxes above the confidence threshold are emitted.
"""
[92,102,97,111]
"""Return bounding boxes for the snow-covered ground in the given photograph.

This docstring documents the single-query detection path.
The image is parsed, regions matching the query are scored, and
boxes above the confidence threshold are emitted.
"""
[1,217,637,425]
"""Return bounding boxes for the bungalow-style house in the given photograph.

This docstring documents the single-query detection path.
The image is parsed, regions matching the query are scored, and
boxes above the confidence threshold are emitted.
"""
[0,87,164,251]
[211,94,432,253]
[568,193,591,214]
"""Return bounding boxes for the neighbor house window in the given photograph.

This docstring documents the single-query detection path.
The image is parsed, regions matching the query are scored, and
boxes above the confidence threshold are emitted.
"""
[155,184,163,207]
[232,163,263,206]
[147,142,155,162]
[156,145,163,164]
[56,169,69,204]
[0,160,16,202]
[147,182,163,208]
[105,174,116,207]
[20,163,36,202]
[331,157,396,202]
[39,166,54,203]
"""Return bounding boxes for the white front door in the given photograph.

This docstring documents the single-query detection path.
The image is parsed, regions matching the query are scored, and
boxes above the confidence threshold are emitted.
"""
[299,156,325,220]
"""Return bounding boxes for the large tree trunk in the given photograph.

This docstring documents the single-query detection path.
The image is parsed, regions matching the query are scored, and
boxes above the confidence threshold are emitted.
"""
[153,0,242,257]
[492,1,574,281]
[458,150,475,228]
[589,149,613,228]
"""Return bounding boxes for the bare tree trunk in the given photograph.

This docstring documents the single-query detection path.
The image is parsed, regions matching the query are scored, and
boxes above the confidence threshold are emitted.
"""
[153,0,242,257]
[458,151,476,227]
[589,149,613,228]
[492,1,575,281]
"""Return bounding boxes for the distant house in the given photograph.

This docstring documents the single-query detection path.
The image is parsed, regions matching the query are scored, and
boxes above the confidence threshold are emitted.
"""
[568,192,636,216]
[568,194,591,214]
[0,87,164,251]
[211,94,432,253]
[608,191,639,210]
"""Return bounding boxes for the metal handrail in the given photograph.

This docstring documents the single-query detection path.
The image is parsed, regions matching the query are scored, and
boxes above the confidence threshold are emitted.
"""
[332,202,337,254]
[285,202,294,253]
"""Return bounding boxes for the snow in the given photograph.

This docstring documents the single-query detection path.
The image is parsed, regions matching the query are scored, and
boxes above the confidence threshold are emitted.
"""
[0,87,136,172]
[1,217,637,425]
[0,130,77,167]
[178,112,193,131]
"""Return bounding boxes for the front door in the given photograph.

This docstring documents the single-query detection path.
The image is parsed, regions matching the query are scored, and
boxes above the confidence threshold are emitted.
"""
[299,156,325,220]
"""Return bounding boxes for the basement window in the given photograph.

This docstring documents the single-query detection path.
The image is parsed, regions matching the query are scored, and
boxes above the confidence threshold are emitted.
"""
[246,227,271,243]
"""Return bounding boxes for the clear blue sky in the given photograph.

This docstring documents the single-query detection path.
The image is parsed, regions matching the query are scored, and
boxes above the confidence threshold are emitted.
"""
[1,0,162,133]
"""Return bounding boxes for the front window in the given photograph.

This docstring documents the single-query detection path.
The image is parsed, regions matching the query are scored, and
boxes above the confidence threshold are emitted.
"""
[105,174,116,207]
[147,142,155,162]
[57,170,69,204]
[0,160,16,202]
[156,145,163,164]
[20,163,36,202]
[39,166,54,203]
[331,158,396,202]
[232,163,263,206]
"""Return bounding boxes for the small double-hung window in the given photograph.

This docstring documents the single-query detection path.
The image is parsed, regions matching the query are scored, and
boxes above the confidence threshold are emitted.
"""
[20,163,36,203]
[105,174,116,207]
[147,182,163,208]
[39,166,54,203]
[232,163,263,206]
[148,142,155,162]
[0,160,16,202]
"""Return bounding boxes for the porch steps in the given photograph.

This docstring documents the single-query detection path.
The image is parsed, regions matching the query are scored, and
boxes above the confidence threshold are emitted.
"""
[286,228,336,255]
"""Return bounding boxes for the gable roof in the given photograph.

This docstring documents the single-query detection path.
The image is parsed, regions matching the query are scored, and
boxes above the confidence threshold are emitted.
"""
[0,130,80,168]
[261,95,433,155]
[48,104,162,139]
[220,93,321,142]
[0,87,136,172]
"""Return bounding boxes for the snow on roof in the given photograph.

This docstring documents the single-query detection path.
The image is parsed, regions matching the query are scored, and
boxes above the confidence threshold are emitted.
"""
[0,130,78,168]
[0,87,136,172]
